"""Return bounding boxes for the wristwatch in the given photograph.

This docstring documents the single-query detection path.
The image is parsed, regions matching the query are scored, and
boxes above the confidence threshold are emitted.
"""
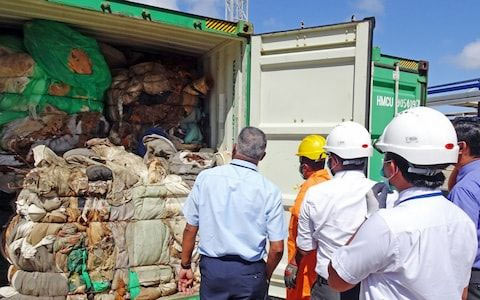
[181,262,192,270]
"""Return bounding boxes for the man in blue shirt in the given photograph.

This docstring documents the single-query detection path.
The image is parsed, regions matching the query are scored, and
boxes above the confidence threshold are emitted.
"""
[449,117,480,300]
[178,127,287,299]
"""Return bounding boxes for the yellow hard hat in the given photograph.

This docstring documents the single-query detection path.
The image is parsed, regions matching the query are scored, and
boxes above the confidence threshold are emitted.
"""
[296,135,327,161]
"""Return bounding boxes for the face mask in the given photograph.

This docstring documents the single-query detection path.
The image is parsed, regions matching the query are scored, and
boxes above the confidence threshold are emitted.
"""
[380,165,395,192]
[326,156,336,177]
[299,164,307,180]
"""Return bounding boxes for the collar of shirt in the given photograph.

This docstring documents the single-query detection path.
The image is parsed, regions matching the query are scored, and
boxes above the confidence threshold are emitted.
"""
[230,158,258,171]
[310,169,330,181]
[333,170,366,180]
[457,159,480,183]
[395,186,441,207]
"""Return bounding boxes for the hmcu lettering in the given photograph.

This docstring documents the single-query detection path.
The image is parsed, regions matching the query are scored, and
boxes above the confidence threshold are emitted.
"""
[376,96,420,109]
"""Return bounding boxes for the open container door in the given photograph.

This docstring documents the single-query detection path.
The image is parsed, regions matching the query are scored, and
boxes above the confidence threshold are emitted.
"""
[249,18,375,298]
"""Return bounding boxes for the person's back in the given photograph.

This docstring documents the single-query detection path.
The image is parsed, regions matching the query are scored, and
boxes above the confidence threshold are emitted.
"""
[296,121,375,300]
[363,192,476,299]
[301,171,375,262]
[286,135,330,300]
[193,159,283,261]
[179,126,286,299]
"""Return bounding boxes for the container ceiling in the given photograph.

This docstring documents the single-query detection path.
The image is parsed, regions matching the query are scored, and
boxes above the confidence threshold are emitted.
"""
[0,0,241,56]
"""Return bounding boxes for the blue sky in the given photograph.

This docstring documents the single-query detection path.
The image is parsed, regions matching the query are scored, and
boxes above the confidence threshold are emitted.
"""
[133,0,479,86]
[251,0,480,86]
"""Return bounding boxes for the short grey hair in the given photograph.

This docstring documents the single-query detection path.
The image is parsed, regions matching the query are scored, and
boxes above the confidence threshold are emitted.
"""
[237,127,267,161]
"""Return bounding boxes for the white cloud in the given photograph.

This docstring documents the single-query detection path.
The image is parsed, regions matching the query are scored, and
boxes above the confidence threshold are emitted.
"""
[453,40,480,70]
[262,17,278,28]
[126,0,179,10]
[355,0,384,15]
[183,0,222,18]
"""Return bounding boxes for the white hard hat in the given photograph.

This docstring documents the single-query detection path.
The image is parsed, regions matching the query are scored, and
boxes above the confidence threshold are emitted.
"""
[375,106,458,165]
[324,121,373,159]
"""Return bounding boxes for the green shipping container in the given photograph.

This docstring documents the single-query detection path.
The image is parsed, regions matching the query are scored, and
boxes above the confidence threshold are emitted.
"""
[368,47,428,181]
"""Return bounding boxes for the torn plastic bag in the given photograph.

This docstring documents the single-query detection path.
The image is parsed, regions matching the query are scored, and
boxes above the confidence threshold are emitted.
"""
[24,20,111,100]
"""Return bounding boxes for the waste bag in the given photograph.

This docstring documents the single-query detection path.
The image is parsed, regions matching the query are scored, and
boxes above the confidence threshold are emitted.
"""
[24,20,111,101]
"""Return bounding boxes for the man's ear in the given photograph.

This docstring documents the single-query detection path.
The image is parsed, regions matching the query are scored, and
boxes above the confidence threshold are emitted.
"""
[459,141,471,156]
[232,144,237,156]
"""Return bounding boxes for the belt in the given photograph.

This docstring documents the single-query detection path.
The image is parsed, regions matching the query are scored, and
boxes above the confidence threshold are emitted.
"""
[202,255,264,265]
[471,268,480,283]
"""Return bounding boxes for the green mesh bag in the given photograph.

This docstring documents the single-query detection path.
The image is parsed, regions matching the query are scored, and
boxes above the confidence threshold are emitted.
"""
[24,20,111,100]
[0,77,91,99]
[0,111,28,127]
[0,93,103,114]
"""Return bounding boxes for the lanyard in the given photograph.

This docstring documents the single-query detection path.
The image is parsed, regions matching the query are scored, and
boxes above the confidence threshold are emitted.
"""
[397,192,443,205]
[230,163,257,172]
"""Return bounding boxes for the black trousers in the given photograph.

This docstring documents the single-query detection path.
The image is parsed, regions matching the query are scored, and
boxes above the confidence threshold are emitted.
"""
[469,269,480,300]
[311,277,360,300]
[199,255,268,300]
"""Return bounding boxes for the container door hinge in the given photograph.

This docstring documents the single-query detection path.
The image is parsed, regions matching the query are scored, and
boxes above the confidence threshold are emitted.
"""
[100,2,111,14]
[193,21,202,30]
[142,11,152,21]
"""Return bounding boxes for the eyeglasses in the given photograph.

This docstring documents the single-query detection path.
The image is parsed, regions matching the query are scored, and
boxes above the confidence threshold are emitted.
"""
[382,159,394,166]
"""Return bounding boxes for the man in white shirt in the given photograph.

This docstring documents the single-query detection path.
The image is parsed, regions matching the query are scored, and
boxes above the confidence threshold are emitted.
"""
[295,121,376,300]
[328,107,477,300]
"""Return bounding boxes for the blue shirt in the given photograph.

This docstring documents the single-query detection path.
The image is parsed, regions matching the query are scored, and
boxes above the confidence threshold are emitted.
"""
[448,159,480,268]
[183,159,287,262]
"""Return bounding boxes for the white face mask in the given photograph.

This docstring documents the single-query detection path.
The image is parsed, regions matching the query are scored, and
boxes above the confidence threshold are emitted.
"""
[325,155,337,177]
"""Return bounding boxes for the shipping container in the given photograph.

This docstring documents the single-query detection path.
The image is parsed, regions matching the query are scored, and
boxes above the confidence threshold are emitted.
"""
[368,47,428,182]
[0,1,427,299]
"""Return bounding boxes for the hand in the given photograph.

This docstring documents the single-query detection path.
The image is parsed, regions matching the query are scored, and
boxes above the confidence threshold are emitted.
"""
[178,268,194,294]
[366,182,388,217]
[371,182,388,209]
[284,263,298,289]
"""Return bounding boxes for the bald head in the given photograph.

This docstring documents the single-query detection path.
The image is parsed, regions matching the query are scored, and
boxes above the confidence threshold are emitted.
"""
[236,127,267,162]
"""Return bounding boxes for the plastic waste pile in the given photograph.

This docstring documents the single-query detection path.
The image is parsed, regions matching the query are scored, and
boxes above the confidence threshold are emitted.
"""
[105,54,212,152]
[0,20,112,180]
[0,137,217,300]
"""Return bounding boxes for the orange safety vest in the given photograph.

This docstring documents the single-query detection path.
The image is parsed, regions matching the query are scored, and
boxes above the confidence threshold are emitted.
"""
[287,169,330,300]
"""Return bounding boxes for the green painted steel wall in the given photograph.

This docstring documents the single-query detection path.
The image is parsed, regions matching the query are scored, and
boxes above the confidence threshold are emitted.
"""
[48,0,252,37]
[368,47,428,181]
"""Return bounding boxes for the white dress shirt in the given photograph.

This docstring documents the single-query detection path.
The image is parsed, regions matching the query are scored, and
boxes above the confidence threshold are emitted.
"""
[297,170,376,279]
[332,187,477,300]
